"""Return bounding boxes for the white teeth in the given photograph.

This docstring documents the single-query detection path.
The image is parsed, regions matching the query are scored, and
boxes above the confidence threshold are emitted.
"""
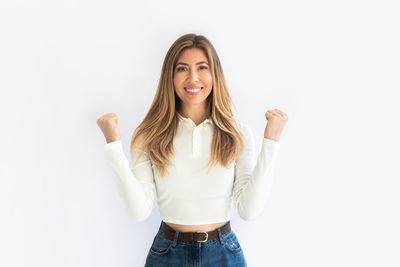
[185,87,202,92]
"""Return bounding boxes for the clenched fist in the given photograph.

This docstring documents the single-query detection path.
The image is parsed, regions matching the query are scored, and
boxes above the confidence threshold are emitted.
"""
[96,112,121,144]
[264,109,288,142]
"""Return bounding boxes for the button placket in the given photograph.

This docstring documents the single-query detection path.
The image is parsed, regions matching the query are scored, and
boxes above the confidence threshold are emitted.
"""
[192,128,198,156]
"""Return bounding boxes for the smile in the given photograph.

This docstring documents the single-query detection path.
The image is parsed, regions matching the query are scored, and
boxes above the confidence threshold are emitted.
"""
[184,87,203,94]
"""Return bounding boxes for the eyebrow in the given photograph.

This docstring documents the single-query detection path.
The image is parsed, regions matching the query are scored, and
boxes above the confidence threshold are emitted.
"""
[176,61,209,67]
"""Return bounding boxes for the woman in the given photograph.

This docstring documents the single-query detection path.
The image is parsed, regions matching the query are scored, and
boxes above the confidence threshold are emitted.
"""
[97,33,288,266]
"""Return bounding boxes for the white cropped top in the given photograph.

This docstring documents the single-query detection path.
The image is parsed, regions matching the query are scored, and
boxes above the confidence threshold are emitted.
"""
[103,113,281,225]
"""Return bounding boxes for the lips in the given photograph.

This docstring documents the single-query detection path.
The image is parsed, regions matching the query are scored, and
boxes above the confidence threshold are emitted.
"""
[184,87,203,89]
[184,87,203,94]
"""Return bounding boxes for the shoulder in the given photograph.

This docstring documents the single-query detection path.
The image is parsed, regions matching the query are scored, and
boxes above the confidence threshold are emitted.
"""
[236,120,253,140]
[130,133,149,157]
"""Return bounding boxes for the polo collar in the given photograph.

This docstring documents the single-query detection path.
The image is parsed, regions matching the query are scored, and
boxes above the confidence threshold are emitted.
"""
[177,112,213,127]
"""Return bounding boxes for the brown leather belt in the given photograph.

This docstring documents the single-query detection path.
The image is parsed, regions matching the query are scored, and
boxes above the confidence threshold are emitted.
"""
[160,221,231,242]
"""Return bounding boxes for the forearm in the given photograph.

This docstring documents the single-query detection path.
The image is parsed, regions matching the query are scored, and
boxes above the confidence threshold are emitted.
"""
[234,138,280,220]
[104,140,154,221]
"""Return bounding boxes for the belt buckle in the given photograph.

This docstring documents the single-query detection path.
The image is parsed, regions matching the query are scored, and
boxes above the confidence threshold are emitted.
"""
[196,231,208,242]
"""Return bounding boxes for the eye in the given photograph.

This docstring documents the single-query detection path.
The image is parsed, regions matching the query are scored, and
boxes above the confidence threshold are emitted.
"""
[176,66,208,72]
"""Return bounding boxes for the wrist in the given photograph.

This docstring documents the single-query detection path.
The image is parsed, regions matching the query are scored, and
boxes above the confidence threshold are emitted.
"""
[106,137,121,144]
[264,135,280,142]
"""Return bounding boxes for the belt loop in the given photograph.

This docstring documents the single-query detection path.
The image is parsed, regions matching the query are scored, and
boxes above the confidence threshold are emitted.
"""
[217,228,224,245]
[172,230,180,247]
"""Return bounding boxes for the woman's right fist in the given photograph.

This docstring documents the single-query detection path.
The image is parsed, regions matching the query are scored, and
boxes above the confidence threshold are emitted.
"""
[96,112,121,144]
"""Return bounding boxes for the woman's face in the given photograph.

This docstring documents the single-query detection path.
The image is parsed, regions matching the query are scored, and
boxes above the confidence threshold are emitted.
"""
[173,47,213,110]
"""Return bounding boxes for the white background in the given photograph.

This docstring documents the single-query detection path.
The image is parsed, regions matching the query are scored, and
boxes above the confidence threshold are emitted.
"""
[1,0,399,266]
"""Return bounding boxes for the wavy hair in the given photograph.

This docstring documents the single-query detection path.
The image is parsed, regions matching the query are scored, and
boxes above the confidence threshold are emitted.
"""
[130,33,246,177]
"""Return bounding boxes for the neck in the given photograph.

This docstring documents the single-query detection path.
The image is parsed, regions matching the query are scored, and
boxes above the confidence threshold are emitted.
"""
[178,102,209,125]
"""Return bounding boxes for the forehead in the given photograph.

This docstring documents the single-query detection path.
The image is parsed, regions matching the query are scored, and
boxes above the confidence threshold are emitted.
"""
[177,48,208,62]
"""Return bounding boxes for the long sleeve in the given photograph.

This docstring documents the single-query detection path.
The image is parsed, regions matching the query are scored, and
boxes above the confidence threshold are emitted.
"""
[104,140,155,221]
[233,124,280,221]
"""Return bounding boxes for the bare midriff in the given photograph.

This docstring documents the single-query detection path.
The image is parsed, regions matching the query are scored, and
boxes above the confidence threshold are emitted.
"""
[164,221,228,232]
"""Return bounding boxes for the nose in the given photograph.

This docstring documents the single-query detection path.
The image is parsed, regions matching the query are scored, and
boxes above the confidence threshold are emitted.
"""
[188,68,199,81]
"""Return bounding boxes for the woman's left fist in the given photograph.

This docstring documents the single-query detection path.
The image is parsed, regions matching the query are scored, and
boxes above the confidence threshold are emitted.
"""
[264,109,288,141]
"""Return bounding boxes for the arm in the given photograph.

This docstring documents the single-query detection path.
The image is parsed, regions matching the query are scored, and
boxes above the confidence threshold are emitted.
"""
[233,124,280,221]
[104,140,155,221]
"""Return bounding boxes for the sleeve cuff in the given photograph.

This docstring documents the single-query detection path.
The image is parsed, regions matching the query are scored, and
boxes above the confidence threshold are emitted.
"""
[263,138,280,146]
[104,139,127,163]
[261,138,281,155]
[104,139,122,151]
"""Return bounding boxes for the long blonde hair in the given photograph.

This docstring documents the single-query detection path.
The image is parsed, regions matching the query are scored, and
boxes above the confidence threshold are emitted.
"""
[130,33,246,177]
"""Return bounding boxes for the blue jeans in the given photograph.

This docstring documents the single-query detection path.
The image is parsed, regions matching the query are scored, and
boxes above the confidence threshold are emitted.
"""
[144,220,247,267]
